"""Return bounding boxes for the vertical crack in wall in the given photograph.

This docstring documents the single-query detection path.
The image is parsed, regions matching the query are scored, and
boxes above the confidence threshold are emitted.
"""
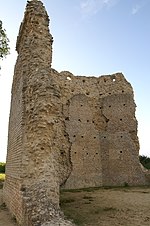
[60,100,73,187]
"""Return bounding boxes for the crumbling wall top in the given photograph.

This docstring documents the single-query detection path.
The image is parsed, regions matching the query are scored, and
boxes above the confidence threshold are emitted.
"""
[16,0,51,53]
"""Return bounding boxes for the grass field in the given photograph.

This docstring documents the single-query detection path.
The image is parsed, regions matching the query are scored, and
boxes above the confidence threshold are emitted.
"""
[0,174,5,189]
[0,174,5,181]
[60,186,150,226]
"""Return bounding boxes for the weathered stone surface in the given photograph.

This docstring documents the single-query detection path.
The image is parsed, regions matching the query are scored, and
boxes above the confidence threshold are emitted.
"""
[3,0,150,225]
[42,218,75,226]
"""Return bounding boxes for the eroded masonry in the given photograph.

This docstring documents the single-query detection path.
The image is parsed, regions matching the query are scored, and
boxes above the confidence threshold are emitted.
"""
[3,0,150,225]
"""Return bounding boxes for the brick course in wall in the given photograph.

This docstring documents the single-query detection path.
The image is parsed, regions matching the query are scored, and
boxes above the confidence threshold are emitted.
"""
[3,0,150,225]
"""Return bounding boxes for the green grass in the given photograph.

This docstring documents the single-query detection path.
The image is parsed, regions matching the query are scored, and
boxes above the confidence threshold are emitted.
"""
[0,173,5,181]
[0,174,5,189]
[93,207,117,215]
[82,195,93,200]
[61,186,101,193]
[60,198,75,205]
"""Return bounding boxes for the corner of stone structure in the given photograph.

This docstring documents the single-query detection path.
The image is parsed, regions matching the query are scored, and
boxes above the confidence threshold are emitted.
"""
[3,0,73,225]
[16,0,53,68]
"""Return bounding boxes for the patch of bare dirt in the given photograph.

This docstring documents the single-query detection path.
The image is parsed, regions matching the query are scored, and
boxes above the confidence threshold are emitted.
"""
[0,186,150,226]
[60,186,150,226]
[0,189,17,226]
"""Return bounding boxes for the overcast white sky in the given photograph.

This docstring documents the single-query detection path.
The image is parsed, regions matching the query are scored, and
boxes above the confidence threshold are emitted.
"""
[0,0,150,162]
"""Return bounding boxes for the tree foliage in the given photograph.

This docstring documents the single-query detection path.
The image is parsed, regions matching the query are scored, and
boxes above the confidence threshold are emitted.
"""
[139,155,150,169]
[0,20,10,61]
[0,162,5,173]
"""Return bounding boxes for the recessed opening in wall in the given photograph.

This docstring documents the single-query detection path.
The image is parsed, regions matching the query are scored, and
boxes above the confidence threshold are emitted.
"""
[81,136,84,138]
[87,120,89,122]
[81,104,83,107]
[64,134,67,137]
[74,152,77,154]
[99,93,103,96]
[60,150,64,155]
[73,135,76,138]
[41,147,44,150]
[78,119,81,122]
[123,104,126,106]
[92,120,95,123]
[94,137,96,139]
[67,76,71,80]
[104,136,106,138]
[65,117,69,121]
[109,92,111,95]
[71,90,74,92]
[96,153,98,155]
[100,107,102,109]
[106,119,109,122]
[86,92,90,95]
[120,118,122,121]
[104,79,106,82]
[122,90,124,93]
[121,135,123,138]
[82,79,85,83]
[120,151,122,153]
[86,153,89,155]
[109,105,111,108]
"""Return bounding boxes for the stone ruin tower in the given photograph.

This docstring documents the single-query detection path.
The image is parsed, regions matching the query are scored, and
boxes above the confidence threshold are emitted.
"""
[3,0,150,225]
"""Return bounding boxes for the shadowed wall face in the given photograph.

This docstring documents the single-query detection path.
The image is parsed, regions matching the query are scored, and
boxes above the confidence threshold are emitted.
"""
[64,94,103,188]
[57,72,146,189]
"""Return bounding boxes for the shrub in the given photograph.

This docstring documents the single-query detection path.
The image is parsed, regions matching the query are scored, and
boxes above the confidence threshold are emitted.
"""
[139,155,150,169]
[0,162,6,173]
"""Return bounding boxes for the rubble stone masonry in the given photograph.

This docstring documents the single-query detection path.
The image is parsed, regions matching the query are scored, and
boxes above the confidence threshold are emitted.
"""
[3,0,150,225]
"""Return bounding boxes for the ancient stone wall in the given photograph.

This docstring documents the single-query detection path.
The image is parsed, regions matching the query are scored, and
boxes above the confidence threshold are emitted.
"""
[4,0,149,225]
[53,71,146,188]
[3,54,24,223]
[4,1,72,225]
